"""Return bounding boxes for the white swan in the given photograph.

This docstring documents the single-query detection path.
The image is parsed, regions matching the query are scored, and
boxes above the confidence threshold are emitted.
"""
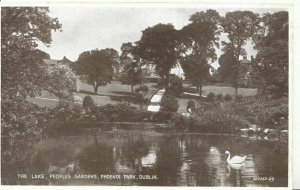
[225,151,247,164]
[226,163,246,177]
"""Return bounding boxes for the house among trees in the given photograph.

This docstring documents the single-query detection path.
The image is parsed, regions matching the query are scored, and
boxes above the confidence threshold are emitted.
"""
[238,56,254,88]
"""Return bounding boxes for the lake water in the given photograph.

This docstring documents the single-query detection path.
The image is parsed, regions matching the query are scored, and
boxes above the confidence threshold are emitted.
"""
[1,124,288,186]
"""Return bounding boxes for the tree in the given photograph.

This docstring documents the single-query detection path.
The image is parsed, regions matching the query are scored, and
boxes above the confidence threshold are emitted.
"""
[179,9,221,96]
[253,11,288,97]
[166,74,183,97]
[1,7,62,137]
[220,10,259,94]
[136,24,178,86]
[74,48,117,94]
[119,42,141,93]
[218,49,239,87]
[181,54,210,96]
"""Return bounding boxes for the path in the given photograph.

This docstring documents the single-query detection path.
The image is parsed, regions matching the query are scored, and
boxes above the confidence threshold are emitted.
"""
[147,88,165,112]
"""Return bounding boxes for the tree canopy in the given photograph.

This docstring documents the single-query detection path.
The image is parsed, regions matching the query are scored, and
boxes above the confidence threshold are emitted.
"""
[74,48,117,94]
[219,10,259,94]
[179,10,221,96]
[253,11,288,97]
[135,23,178,85]
[119,42,142,93]
[1,7,63,137]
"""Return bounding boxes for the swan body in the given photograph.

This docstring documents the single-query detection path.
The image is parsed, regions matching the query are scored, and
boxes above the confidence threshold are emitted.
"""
[225,151,247,164]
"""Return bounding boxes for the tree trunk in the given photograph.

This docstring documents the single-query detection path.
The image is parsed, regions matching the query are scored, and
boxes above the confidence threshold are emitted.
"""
[93,81,98,94]
[93,86,98,94]
[165,75,170,89]
[235,82,238,95]
[199,83,203,97]
[199,76,203,98]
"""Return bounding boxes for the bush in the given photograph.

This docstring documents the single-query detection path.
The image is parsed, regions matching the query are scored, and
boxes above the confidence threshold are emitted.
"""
[152,111,173,123]
[221,96,288,129]
[55,96,82,122]
[206,92,215,102]
[160,95,179,112]
[187,100,196,112]
[170,109,250,133]
[88,102,151,122]
[216,93,223,101]
[82,95,95,108]
[135,85,149,93]
[224,94,233,101]
[166,74,183,97]
[235,95,243,102]
[96,102,135,122]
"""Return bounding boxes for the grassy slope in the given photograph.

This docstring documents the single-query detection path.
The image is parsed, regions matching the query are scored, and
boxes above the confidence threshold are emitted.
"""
[28,80,158,108]
[177,84,258,113]
[28,79,257,113]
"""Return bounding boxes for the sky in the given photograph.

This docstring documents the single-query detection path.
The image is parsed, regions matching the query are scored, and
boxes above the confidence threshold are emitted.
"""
[38,6,286,68]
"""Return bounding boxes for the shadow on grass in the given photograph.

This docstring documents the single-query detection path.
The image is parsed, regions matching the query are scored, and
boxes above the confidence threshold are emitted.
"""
[74,89,143,105]
[183,87,199,94]
[109,95,139,104]
[111,91,134,96]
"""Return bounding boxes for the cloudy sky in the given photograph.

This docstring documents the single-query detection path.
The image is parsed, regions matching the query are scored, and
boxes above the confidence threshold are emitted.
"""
[38,5,286,68]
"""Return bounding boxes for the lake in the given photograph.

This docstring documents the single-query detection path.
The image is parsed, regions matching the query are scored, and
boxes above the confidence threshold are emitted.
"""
[1,123,288,186]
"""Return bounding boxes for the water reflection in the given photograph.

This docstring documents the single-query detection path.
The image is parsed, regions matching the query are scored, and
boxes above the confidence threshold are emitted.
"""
[1,125,288,186]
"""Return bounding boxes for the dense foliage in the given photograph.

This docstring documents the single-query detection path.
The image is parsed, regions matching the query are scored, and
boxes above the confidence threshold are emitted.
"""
[160,95,179,112]
[1,7,63,137]
[74,48,117,94]
[165,74,183,97]
[253,12,288,98]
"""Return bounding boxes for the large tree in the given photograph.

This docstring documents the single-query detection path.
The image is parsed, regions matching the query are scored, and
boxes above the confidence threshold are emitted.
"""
[74,48,117,94]
[218,49,239,86]
[135,23,178,86]
[1,7,63,137]
[220,10,259,94]
[179,9,221,96]
[253,11,288,97]
[119,42,141,93]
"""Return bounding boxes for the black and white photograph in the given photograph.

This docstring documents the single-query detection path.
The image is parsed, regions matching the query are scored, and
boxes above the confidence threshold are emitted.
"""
[0,2,292,188]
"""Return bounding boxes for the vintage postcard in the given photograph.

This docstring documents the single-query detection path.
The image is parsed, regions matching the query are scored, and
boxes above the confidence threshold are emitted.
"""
[0,1,292,189]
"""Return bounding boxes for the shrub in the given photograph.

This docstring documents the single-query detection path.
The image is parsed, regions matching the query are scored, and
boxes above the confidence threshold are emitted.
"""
[135,85,149,93]
[235,95,243,102]
[166,74,183,97]
[170,113,191,129]
[224,94,233,101]
[89,102,151,122]
[206,92,215,102]
[216,93,223,101]
[55,96,82,122]
[152,111,173,123]
[96,102,135,122]
[82,95,95,108]
[160,95,179,112]
[221,96,288,129]
[171,109,250,133]
[187,100,196,112]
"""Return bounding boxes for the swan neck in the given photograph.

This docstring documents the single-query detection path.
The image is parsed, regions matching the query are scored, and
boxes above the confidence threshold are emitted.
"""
[227,152,231,163]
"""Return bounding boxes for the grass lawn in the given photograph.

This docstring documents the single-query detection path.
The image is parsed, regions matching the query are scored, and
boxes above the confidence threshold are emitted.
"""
[183,84,257,96]
[28,80,158,108]
[176,84,258,113]
[28,79,257,114]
